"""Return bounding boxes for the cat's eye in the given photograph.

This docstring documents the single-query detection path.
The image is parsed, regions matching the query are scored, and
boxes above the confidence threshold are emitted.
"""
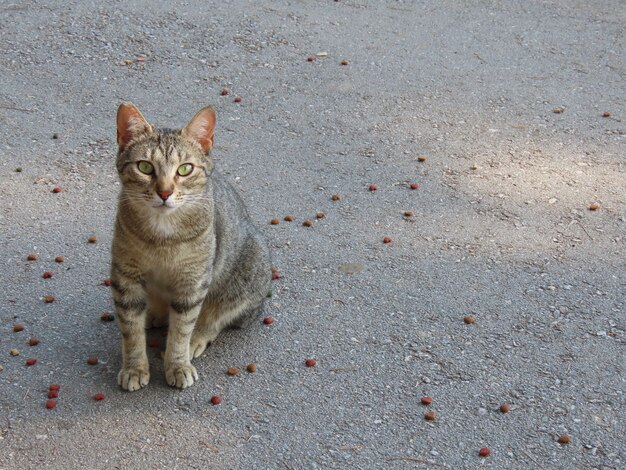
[137,161,154,175]
[177,163,194,176]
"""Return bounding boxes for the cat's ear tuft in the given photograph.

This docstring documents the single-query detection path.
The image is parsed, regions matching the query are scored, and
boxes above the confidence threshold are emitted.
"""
[182,106,216,154]
[116,103,153,151]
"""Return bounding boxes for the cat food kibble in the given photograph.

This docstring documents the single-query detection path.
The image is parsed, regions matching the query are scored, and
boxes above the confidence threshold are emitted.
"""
[210,395,222,405]
[369,184,377,191]
[463,315,476,324]
[305,359,317,367]
[418,156,427,162]
[10,349,20,356]
[43,295,55,303]
[270,219,280,225]
[263,317,274,325]
[48,390,59,399]
[284,215,294,222]
[27,254,38,261]
[93,393,105,401]
[383,237,392,244]
[233,97,242,103]
[558,434,571,444]
[246,363,257,373]
[28,338,39,346]
[26,358,37,366]
[553,107,565,114]
[421,396,433,405]
[303,220,313,227]
[88,235,97,243]
[307,56,316,62]
[316,212,325,219]
[271,272,282,280]
[52,187,62,193]
[410,183,419,190]
[42,272,53,279]
[220,89,230,96]
[55,256,65,263]
[103,279,111,286]
[602,111,610,117]
[424,410,436,421]
[100,312,115,322]
[227,367,240,376]
[147,338,159,348]
[87,357,99,365]
[589,203,600,211]
[331,194,341,201]
[49,384,61,391]
[271,266,279,274]
[500,403,511,413]
[46,400,57,409]
[340,59,349,65]
[13,324,24,332]
[404,211,413,217]
[479,448,491,457]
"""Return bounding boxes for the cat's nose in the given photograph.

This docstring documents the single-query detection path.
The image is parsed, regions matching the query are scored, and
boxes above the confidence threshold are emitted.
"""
[158,190,173,201]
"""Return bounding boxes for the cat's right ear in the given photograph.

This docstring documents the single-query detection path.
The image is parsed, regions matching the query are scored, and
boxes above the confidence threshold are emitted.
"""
[116,103,153,151]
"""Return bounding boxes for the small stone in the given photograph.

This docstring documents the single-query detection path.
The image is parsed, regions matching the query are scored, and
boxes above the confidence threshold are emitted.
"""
[15,167,23,172]
[54,256,65,263]
[246,363,257,373]
[227,367,240,376]
[27,254,38,261]
[553,107,565,114]
[470,164,479,170]
[43,295,55,303]
[52,133,59,139]
[87,235,97,243]
[424,410,436,421]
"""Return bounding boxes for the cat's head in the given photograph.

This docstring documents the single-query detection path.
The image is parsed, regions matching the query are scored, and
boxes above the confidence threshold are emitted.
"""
[115,103,215,213]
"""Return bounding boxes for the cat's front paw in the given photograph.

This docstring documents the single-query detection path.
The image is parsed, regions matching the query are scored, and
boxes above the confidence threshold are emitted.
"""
[118,367,150,391]
[165,363,198,389]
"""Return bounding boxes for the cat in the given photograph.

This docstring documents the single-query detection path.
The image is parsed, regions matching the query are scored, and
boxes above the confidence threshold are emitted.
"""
[111,103,271,391]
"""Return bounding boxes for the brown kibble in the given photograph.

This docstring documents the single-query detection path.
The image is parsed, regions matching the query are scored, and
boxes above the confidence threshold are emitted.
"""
[220,89,230,96]
[46,399,57,409]
[553,107,565,114]
[94,393,105,401]
[383,237,392,244]
[316,212,325,219]
[421,396,433,406]
[410,183,419,190]
[424,410,437,421]
[417,156,427,162]
[86,356,98,365]
[27,254,38,261]
[49,384,61,391]
[368,184,377,191]
[303,220,313,227]
[26,358,37,366]
[43,272,53,279]
[48,390,59,399]
[13,324,25,332]
[284,215,294,222]
[340,59,349,65]
[43,295,55,303]
[479,448,491,457]
[558,434,571,444]
[28,338,39,346]
[470,163,479,170]
[227,367,240,376]
[499,403,511,413]
[87,235,97,243]
[588,203,600,211]
[271,266,279,274]
[52,187,62,193]
[404,211,413,217]
[463,315,476,324]
[263,317,274,325]
[331,194,341,201]
[103,278,112,287]
[602,111,611,117]
[10,349,20,356]
[270,218,280,225]
[233,97,242,103]
[210,395,222,405]
[246,363,257,373]
[55,256,65,263]
[271,272,282,280]
[307,56,316,62]
[100,312,115,322]
[305,358,317,367]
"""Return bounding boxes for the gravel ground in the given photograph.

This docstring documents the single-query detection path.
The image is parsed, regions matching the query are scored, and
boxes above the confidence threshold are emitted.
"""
[0,1,624,469]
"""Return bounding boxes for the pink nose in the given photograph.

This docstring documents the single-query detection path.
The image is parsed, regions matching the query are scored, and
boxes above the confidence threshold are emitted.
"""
[158,191,172,201]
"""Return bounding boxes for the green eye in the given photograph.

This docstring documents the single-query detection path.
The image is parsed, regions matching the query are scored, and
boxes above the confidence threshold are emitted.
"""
[177,163,194,176]
[137,161,154,174]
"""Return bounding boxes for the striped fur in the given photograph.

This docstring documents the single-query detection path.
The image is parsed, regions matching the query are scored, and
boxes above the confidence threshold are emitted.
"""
[112,103,270,391]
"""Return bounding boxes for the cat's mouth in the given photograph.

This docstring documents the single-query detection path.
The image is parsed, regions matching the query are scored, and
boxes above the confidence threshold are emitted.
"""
[153,202,175,210]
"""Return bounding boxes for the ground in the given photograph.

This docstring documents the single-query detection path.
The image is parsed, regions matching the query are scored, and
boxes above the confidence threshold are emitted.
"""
[0,1,624,469]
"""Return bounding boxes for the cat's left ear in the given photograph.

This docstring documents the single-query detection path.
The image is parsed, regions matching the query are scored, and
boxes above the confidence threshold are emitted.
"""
[182,106,216,155]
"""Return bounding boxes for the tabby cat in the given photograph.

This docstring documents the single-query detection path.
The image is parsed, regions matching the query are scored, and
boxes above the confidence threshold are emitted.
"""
[111,103,270,391]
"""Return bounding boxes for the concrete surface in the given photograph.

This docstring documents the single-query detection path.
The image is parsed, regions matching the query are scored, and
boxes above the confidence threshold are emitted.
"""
[0,0,624,468]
